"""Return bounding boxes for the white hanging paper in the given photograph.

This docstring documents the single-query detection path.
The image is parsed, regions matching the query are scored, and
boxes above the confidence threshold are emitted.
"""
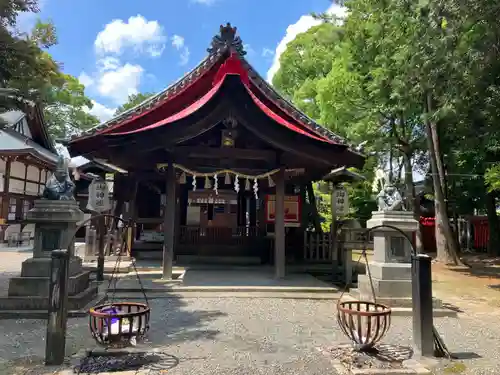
[253,178,259,199]
[192,175,197,191]
[268,175,275,187]
[234,175,240,193]
[214,174,219,195]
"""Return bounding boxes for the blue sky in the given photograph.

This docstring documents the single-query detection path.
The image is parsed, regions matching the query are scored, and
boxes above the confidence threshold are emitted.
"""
[20,0,345,122]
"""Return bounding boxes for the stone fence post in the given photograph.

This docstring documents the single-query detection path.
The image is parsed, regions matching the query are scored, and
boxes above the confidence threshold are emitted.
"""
[45,249,70,366]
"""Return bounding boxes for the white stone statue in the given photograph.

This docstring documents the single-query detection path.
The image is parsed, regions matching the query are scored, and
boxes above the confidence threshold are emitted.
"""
[376,183,404,211]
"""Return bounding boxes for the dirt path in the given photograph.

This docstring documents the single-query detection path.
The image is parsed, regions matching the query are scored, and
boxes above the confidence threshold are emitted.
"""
[432,257,500,316]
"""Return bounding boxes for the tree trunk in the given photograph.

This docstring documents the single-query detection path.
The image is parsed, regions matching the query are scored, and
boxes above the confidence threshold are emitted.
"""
[486,191,500,256]
[425,93,461,264]
[402,152,423,253]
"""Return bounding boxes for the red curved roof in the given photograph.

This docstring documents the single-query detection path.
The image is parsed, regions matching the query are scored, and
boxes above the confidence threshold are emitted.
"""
[110,53,334,144]
[70,50,342,146]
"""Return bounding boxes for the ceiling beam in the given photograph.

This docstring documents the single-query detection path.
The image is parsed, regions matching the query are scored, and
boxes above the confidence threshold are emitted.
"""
[173,146,276,161]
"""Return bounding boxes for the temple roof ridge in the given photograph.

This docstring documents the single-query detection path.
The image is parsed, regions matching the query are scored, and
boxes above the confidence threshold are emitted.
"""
[74,50,224,139]
[240,60,347,146]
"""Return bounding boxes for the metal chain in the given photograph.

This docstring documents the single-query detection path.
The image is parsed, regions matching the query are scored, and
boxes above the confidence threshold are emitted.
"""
[102,219,149,306]
[130,254,149,306]
[337,245,374,304]
[104,223,125,304]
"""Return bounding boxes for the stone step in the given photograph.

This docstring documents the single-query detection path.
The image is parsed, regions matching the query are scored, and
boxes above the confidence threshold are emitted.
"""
[0,285,98,311]
[0,293,107,319]
[110,291,342,300]
[8,271,91,297]
[108,286,340,293]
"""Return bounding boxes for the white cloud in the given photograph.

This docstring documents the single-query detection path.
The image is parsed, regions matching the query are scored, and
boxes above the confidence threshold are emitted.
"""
[191,0,216,5]
[266,3,346,83]
[171,35,185,49]
[262,47,274,58]
[243,44,255,55]
[96,56,121,72]
[85,100,116,122]
[78,72,94,88]
[179,48,190,66]
[94,15,166,57]
[171,35,190,66]
[80,58,144,105]
[97,62,144,104]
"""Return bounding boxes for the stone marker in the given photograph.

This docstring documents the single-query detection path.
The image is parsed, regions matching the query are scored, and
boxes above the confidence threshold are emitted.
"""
[2,200,98,310]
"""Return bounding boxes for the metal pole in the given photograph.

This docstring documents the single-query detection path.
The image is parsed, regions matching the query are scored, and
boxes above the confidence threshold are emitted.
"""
[411,253,434,357]
[45,249,70,366]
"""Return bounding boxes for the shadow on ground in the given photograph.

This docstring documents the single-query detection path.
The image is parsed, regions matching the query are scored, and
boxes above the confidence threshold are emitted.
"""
[0,295,226,374]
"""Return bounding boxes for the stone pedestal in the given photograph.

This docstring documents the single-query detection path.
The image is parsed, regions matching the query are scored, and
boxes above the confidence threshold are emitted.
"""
[0,200,98,311]
[352,211,431,308]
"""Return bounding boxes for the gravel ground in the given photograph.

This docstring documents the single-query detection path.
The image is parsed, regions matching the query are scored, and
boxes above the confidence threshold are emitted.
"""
[0,298,498,375]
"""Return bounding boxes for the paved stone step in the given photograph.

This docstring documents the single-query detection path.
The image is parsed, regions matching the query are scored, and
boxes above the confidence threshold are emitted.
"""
[108,285,340,293]
[110,291,343,300]
[0,293,106,319]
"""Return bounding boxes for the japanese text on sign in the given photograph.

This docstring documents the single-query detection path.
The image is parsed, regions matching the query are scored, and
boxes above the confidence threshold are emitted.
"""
[333,187,349,216]
[87,180,111,213]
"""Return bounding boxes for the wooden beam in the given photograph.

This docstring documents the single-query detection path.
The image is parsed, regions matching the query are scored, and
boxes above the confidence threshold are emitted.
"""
[173,146,276,161]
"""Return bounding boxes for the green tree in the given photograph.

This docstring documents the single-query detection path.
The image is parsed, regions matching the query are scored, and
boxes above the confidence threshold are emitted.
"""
[1,2,99,138]
[115,93,155,115]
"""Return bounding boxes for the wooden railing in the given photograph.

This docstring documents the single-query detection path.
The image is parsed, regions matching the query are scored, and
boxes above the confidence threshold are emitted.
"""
[178,226,261,247]
[303,228,376,285]
[339,228,374,251]
[303,231,335,262]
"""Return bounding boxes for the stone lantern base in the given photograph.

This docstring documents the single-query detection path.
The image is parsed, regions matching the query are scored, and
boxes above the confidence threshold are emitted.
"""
[349,211,449,315]
[0,200,98,311]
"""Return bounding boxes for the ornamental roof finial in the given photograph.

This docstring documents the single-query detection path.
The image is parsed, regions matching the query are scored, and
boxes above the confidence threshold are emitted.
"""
[208,22,246,56]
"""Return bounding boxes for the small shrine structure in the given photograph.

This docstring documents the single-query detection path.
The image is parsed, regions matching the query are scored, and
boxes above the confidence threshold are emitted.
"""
[68,23,365,278]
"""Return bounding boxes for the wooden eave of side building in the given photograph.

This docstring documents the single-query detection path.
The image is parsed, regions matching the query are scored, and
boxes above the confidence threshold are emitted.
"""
[323,167,366,184]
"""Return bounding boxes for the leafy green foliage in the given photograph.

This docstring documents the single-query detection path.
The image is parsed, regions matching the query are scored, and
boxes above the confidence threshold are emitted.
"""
[115,93,155,115]
[0,1,98,138]
[485,164,500,193]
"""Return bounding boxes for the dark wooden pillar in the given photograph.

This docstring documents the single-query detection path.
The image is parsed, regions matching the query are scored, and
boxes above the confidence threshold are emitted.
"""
[237,191,246,227]
[163,163,176,279]
[275,166,286,278]
[1,157,12,223]
[249,196,257,227]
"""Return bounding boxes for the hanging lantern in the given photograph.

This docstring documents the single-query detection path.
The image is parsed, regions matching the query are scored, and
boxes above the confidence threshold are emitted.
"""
[192,175,197,191]
[245,178,250,191]
[234,175,240,193]
[224,172,231,185]
[214,174,219,195]
[179,171,187,184]
[267,175,275,187]
[204,176,212,189]
[253,178,259,199]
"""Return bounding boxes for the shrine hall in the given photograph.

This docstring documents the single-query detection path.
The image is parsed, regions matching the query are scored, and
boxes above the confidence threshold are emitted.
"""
[68,23,365,279]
